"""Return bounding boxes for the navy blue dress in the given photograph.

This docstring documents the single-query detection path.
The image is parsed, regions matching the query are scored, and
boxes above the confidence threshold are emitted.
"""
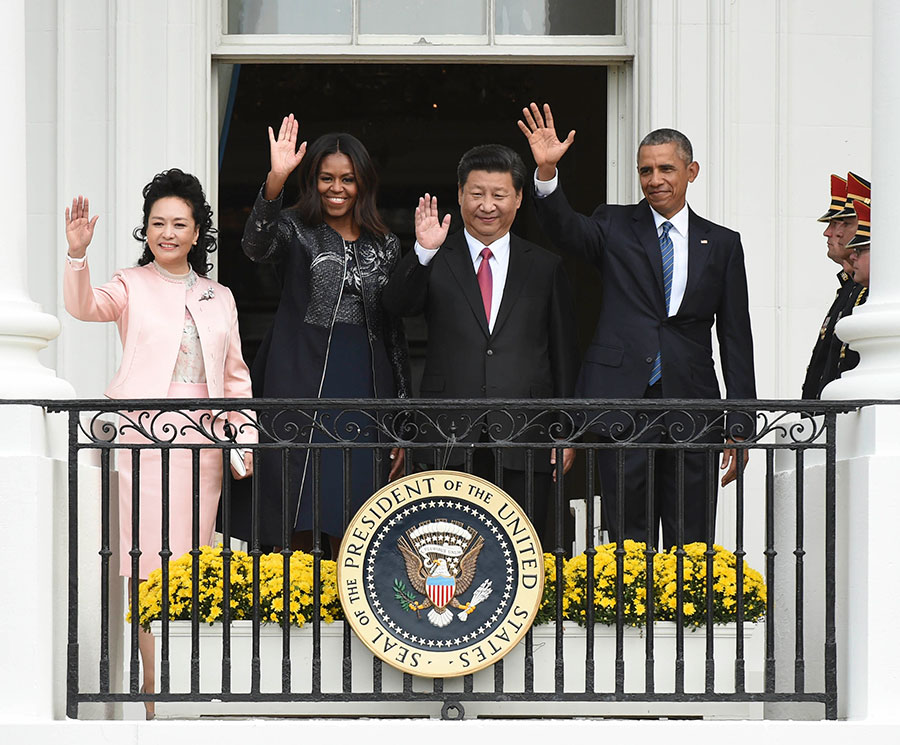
[234,188,411,546]
[294,245,379,535]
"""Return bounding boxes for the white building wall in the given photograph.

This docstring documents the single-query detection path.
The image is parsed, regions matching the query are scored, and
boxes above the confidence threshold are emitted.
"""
[50,0,117,398]
[25,0,60,338]
[9,0,897,735]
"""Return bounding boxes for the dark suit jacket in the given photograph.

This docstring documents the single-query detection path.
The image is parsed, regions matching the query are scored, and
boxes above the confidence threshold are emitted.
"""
[382,229,579,471]
[533,185,756,438]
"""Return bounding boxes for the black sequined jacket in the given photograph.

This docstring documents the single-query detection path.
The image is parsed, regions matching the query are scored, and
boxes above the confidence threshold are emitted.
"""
[241,186,411,401]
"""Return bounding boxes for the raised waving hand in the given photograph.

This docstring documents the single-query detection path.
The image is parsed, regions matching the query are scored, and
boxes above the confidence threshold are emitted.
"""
[517,102,576,180]
[64,195,99,259]
[415,194,451,251]
[264,113,308,199]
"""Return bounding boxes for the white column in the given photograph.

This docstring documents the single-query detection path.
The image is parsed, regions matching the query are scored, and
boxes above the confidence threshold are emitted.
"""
[830,405,900,721]
[824,0,900,400]
[0,0,74,723]
[0,0,73,400]
[820,3,900,723]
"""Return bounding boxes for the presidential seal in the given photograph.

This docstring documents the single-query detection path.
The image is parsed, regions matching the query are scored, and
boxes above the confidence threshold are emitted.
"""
[337,471,544,678]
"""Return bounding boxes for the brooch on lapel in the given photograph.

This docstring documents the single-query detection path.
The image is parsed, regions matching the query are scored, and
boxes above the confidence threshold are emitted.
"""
[199,288,215,302]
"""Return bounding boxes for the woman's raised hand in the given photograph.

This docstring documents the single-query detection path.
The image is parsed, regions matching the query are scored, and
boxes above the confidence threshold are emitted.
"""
[517,102,576,180]
[415,194,451,251]
[64,195,99,259]
[265,113,307,199]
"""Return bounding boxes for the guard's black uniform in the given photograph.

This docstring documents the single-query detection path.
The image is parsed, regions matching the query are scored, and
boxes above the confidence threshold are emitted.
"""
[823,283,868,385]
[802,271,866,399]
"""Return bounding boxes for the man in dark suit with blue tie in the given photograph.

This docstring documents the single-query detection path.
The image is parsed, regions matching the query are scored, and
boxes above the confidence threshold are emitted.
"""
[383,144,579,538]
[518,103,756,547]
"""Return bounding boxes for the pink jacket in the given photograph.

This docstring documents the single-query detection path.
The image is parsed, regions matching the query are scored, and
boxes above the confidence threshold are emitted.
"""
[64,260,256,440]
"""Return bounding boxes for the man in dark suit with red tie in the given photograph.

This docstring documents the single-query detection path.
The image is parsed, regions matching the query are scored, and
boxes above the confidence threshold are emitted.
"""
[383,144,579,536]
[518,103,756,548]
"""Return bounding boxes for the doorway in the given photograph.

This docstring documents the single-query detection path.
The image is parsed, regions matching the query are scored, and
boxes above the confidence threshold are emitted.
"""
[217,62,609,548]
[217,62,608,376]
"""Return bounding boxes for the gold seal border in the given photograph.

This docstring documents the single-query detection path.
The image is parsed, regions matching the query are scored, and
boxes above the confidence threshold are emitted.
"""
[337,470,544,678]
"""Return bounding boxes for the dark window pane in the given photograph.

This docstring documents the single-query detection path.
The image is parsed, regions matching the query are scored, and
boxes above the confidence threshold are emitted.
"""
[496,0,617,35]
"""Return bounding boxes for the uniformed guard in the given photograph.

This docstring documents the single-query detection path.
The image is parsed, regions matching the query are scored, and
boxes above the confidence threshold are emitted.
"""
[818,176,871,392]
[801,174,857,399]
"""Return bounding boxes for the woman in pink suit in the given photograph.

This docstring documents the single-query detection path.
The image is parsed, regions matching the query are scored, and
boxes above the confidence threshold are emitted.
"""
[63,168,255,717]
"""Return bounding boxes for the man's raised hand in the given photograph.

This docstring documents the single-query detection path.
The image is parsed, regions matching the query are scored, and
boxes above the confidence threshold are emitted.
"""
[517,102,576,180]
[64,195,99,259]
[415,194,451,250]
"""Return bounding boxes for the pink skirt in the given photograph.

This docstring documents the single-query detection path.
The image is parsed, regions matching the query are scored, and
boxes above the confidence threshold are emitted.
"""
[117,382,223,578]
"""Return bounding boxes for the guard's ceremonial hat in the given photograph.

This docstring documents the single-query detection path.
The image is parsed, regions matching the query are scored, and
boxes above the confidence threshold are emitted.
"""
[833,172,871,219]
[817,174,848,222]
[847,200,871,249]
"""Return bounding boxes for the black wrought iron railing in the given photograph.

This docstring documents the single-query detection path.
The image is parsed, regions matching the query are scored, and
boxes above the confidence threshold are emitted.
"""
[37,397,859,720]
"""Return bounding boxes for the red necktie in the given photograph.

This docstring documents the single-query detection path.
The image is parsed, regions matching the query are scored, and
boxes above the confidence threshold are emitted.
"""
[477,247,493,323]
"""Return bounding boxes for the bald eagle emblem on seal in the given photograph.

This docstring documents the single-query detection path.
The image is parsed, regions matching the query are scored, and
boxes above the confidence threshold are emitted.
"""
[395,520,494,628]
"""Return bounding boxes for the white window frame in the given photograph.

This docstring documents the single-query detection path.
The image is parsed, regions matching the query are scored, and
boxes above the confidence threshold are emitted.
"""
[216,0,629,52]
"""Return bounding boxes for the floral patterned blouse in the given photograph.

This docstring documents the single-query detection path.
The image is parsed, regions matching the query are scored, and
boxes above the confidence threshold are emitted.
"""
[153,262,207,384]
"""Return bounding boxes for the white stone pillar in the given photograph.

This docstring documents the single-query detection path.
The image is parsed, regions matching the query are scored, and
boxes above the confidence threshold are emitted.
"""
[0,0,74,723]
[831,406,900,721]
[824,0,899,400]
[0,0,72,400]
[819,3,900,723]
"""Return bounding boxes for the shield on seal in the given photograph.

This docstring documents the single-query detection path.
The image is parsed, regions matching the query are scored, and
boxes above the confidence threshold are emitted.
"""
[426,575,455,608]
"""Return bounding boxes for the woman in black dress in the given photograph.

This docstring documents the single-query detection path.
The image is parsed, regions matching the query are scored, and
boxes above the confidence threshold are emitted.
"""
[242,114,410,555]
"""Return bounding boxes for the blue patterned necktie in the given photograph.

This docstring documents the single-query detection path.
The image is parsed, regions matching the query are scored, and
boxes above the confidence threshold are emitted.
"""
[649,221,674,386]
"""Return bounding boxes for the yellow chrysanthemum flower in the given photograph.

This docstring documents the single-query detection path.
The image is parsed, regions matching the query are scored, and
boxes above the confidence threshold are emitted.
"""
[135,545,344,631]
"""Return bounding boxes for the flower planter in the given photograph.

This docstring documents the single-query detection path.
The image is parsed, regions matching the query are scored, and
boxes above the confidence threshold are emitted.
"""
[521,620,765,695]
[152,619,764,719]
[152,619,405,696]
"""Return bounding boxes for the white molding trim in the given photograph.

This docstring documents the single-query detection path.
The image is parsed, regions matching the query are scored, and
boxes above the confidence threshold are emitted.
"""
[634,0,651,197]
[607,64,635,205]
[54,0,118,397]
[211,42,635,63]
[706,0,726,224]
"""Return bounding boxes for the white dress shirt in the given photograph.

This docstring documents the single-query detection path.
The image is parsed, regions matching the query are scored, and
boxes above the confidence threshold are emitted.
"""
[534,168,689,316]
[413,229,510,332]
